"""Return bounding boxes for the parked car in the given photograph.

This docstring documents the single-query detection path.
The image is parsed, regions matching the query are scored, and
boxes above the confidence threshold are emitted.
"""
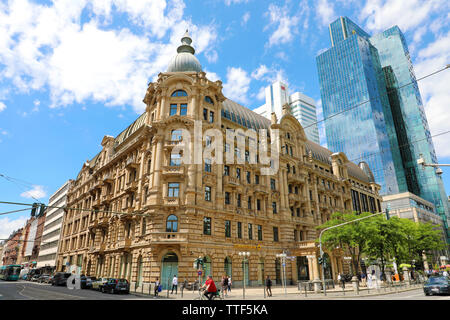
[100,278,130,294]
[51,272,72,286]
[80,275,93,289]
[37,275,50,283]
[423,276,450,296]
[91,278,111,291]
[46,276,54,284]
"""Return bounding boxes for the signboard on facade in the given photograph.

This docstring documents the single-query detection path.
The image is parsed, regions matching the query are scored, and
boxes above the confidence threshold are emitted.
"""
[233,244,262,250]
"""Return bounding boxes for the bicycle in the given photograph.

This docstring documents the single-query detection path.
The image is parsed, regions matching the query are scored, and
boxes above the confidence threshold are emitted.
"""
[194,287,223,300]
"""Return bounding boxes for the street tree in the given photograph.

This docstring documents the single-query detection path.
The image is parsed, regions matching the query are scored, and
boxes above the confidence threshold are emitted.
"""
[317,211,372,276]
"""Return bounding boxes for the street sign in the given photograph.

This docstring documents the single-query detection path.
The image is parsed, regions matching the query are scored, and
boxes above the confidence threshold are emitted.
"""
[343,256,352,260]
[282,263,285,267]
[197,270,202,276]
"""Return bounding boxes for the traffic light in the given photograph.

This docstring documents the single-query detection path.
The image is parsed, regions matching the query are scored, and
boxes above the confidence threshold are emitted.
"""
[318,257,323,265]
[385,208,390,220]
[30,203,38,217]
[38,204,46,216]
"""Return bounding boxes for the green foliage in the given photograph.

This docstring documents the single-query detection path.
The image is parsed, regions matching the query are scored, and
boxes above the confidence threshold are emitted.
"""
[317,212,446,276]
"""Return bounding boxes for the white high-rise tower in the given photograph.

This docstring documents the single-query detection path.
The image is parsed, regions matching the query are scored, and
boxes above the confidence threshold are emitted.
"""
[253,81,320,144]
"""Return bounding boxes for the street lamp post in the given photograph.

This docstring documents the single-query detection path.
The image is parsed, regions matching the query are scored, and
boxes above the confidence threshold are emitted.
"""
[276,252,287,295]
[238,252,250,299]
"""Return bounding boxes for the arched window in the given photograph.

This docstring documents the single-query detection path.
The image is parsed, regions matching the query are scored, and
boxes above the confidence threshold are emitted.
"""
[171,90,187,97]
[205,96,214,104]
[166,215,178,232]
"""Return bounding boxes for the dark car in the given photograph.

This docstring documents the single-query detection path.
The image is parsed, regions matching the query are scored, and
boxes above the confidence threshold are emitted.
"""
[100,278,130,294]
[80,275,93,289]
[51,272,72,286]
[423,276,450,296]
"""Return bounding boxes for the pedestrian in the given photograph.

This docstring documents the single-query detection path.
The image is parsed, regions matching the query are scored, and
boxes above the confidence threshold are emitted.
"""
[371,270,379,289]
[265,275,272,297]
[367,271,373,289]
[171,275,178,294]
[221,275,228,297]
[227,275,232,292]
[443,270,449,277]
[338,273,345,289]
[154,277,160,297]
[361,272,367,287]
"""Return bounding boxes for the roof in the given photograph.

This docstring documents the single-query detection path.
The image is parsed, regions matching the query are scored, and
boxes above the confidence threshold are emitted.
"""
[82,94,372,184]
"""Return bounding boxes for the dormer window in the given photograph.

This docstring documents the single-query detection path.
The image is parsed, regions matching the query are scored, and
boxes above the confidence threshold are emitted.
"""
[171,90,187,97]
[205,96,213,104]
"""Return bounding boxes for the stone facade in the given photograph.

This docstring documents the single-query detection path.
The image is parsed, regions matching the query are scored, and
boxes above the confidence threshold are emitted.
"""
[56,34,382,289]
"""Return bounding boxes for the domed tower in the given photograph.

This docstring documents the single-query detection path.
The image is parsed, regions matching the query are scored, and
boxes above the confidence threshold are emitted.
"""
[143,31,225,208]
[167,30,203,73]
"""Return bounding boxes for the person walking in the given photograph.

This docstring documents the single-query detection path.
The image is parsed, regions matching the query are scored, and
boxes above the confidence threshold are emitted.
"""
[171,275,178,294]
[265,275,272,297]
[154,277,160,297]
[221,275,228,297]
[361,272,367,287]
[367,271,373,289]
[338,273,345,289]
[371,270,379,289]
[227,275,232,292]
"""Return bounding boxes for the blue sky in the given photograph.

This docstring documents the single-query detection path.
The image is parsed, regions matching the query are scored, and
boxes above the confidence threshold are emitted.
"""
[0,0,449,239]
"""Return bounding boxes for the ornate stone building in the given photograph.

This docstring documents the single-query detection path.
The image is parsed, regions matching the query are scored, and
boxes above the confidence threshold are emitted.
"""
[56,32,382,290]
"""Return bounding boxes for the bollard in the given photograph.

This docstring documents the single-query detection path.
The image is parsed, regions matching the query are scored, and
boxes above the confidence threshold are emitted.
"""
[304,284,307,298]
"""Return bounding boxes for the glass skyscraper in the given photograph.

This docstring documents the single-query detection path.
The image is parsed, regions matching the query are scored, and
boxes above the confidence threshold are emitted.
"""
[316,17,449,240]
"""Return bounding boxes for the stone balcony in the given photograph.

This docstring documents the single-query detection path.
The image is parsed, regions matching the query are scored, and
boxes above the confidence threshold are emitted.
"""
[223,175,240,186]
[254,184,268,194]
[101,193,113,204]
[162,165,185,176]
[163,197,180,206]
[125,156,139,168]
[297,240,316,250]
[287,172,305,183]
[151,231,188,244]
[125,180,138,193]
[117,238,132,251]
[102,172,114,184]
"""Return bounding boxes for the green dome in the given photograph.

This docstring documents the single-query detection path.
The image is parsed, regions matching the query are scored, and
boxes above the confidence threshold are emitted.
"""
[167,30,202,73]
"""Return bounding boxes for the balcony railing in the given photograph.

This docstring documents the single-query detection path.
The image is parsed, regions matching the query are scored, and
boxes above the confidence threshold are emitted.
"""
[162,165,185,176]
[254,185,268,194]
[287,173,305,183]
[223,176,239,186]
[125,180,138,192]
[163,197,180,206]
[126,156,138,168]
[102,172,114,183]
[151,231,188,243]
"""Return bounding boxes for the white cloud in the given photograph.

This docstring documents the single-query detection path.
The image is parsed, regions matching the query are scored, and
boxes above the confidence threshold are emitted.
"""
[223,67,251,105]
[0,216,28,240]
[315,0,336,27]
[224,0,249,5]
[0,101,6,112]
[241,12,250,26]
[359,0,444,33]
[0,0,217,114]
[20,185,47,199]
[265,4,300,47]
[204,69,221,82]
[415,31,450,158]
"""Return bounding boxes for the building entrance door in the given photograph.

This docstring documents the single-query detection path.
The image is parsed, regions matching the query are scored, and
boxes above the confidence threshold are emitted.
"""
[160,252,178,290]
[275,258,281,285]
[297,256,309,280]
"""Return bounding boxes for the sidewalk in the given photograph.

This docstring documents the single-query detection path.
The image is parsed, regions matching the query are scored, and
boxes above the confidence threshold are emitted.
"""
[131,282,424,300]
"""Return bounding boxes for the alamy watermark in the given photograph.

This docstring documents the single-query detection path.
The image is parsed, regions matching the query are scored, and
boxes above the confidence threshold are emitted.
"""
[169,121,280,175]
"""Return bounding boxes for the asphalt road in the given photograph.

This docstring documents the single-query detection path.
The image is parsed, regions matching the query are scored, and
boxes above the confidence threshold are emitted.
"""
[0,280,153,300]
